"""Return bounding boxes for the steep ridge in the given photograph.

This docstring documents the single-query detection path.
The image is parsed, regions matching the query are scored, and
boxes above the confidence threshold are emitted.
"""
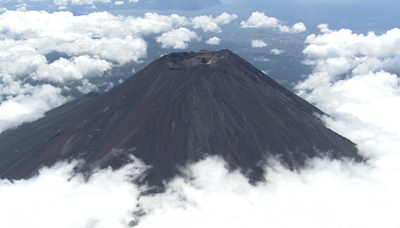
[0,49,362,186]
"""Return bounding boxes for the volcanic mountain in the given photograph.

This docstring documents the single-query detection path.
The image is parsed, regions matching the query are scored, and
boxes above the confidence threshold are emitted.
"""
[0,49,362,186]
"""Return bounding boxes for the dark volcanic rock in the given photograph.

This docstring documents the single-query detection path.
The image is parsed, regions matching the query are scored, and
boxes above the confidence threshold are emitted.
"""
[0,49,362,186]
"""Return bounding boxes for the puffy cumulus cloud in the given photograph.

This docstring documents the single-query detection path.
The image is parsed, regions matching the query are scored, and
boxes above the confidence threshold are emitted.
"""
[191,12,237,33]
[114,0,124,4]
[155,28,200,49]
[292,22,307,32]
[295,26,400,156]
[30,55,111,83]
[271,48,284,55]
[0,11,149,67]
[0,11,192,66]
[15,3,27,11]
[296,25,400,113]
[205,37,221,45]
[0,81,67,133]
[278,22,307,33]
[302,25,400,77]
[56,36,147,65]
[0,74,34,97]
[0,42,47,76]
[253,56,270,62]
[251,39,267,48]
[53,0,68,5]
[129,0,138,2]
[77,79,99,94]
[240,12,279,29]
[285,27,400,227]
[126,12,189,35]
[104,81,114,91]
[241,12,307,33]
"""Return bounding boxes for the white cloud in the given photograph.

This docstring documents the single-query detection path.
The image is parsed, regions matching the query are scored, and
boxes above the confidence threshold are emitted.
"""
[251,39,267,48]
[0,11,149,66]
[129,0,138,2]
[296,25,400,136]
[114,0,124,5]
[155,28,199,49]
[253,56,270,62]
[70,0,111,5]
[0,158,145,228]
[271,48,284,55]
[77,79,99,94]
[104,81,114,91]
[0,74,35,98]
[191,12,237,33]
[15,3,27,11]
[205,37,221,45]
[57,36,147,65]
[240,12,279,29]
[53,0,68,5]
[0,82,67,133]
[30,56,112,84]
[0,43,48,76]
[241,11,307,33]
[126,12,189,35]
[292,22,307,33]
[0,11,191,65]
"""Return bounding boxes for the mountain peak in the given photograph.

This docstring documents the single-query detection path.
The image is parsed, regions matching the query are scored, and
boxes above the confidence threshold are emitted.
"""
[0,49,362,187]
[163,49,232,69]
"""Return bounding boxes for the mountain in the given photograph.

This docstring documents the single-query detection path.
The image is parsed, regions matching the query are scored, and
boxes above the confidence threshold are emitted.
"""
[0,49,362,186]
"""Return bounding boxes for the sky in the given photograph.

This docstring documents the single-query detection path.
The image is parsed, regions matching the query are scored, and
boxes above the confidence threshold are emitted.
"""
[0,0,400,227]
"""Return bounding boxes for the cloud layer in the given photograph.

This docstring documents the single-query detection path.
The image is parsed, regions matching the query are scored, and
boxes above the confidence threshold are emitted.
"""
[0,82,67,133]
[271,48,284,55]
[191,13,237,33]
[205,37,221,45]
[241,12,306,33]
[251,39,267,48]
[155,27,200,49]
